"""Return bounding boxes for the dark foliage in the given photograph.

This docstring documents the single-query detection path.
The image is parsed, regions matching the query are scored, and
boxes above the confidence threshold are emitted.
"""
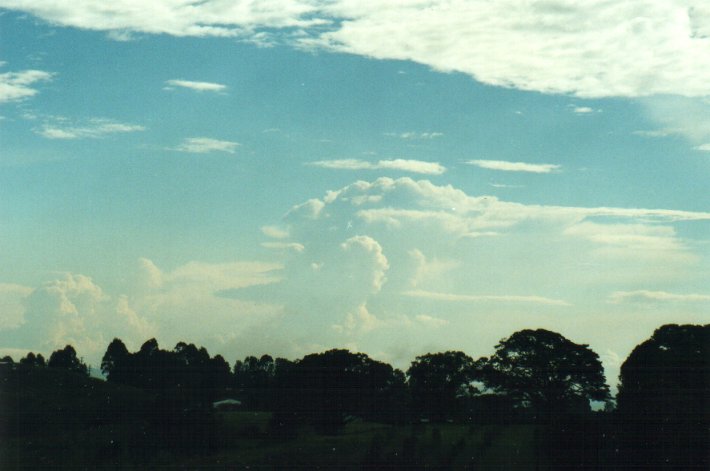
[273,349,407,433]
[616,323,710,469]
[48,345,88,376]
[101,338,232,407]
[406,351,477,421]
[2,324,708,468]
[477,329,610,421]
[19,351,46,367]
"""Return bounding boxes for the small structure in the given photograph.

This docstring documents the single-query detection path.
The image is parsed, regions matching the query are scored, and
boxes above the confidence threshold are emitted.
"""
[212,398,242,411]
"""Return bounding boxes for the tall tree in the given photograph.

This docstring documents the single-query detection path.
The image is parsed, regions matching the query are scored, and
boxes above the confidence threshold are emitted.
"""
[277,349,404,433]
[478,329,609,419]
[48,345,89,376]
[616,324,710,468]
[101,338,130,382]
[406,351,477,421]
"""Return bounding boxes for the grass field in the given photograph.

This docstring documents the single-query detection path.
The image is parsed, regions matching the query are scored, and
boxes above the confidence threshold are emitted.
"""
[1,367,547,469]
[172,411,541,469]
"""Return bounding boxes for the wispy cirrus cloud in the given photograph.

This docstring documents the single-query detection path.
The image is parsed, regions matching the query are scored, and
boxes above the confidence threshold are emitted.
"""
[403,289,570,306]
[164,79,227,92]
[35,118,145,139]
[309,158,446,175]
[174,137,240,154]
[0,69,53,103]
[261,242,305,252]
[384,131,443,140]
[609,290,710,304]
[466,159,561,174]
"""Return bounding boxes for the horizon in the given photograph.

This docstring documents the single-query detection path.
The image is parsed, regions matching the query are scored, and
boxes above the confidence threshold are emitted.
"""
[1,1,710,391]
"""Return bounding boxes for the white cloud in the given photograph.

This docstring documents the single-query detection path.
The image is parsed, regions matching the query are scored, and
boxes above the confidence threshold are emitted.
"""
[7,2,710,97]
[0,69,52,102]
[572,106,597,114]
[164,79,227,92]
[0,0,322,38]
[36,118,145,139]
[311,1,710,98]
[466,159,561,173]
[261,241,305,252]
[0,259,285,366]
[609,290,710,304]
[0,283,33,329]
[695,143,710,151]
[5,273,155,359]
[261,225,290,239]
[414,314,449,328]
[340,235,389,293]
[385,131,443,140]
[639,96,710,143]
[333,303,381,334]
[404,289,570,306]
[309,158,446,175]
[174,137,240,154]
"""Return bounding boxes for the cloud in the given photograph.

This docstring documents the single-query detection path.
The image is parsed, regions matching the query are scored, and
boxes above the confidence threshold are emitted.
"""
[695,143,710,151]
[403,289,570,306]
[385,131,443,140]
[609,290,710,304]
[309,158,446,175]
[174,137,240,154]
[340,235,389,293]
[35,118,145,139]
[0,69,52,102]
[261,242,305,252]
[0,0,322,38]
[7,2,710,97]
[466,159,561,173]
[311,1,710,98]
[414,314,449,328]
[332,303,381,334]
[164,79,227,92]
[639,96,710,143]
[4,273,154,358]
[0,259,284,366]
[572,106,598,114]
[0,283,33,329]
[261,225,290,239]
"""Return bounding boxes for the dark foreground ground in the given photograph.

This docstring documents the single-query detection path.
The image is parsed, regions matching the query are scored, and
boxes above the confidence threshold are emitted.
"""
[0,364,698,470]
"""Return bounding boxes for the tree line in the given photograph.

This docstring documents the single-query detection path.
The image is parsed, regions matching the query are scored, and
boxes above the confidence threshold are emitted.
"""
[4,323,708,468]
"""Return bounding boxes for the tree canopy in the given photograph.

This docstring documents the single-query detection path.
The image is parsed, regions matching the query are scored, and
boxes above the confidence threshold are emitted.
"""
[48,345,89,376]
[616,324,710,468]
[406,351,477,420]
[478,329,610,417]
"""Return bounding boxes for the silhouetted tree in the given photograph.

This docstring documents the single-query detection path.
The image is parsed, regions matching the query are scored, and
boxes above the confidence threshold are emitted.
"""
[234,354,277,409]
[478,329,609,420]
[19,352,46,367]
[616,324,710,469]
[274,349,404,433]
[101,338,130,382]
[406,351,477,421]
[48,345,88,376]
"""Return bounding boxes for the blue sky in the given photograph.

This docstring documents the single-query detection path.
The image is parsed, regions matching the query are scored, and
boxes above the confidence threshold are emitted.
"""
[1,1,709,387]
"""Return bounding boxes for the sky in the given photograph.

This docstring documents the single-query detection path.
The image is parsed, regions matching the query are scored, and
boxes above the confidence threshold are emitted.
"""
[1,1,709,389]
